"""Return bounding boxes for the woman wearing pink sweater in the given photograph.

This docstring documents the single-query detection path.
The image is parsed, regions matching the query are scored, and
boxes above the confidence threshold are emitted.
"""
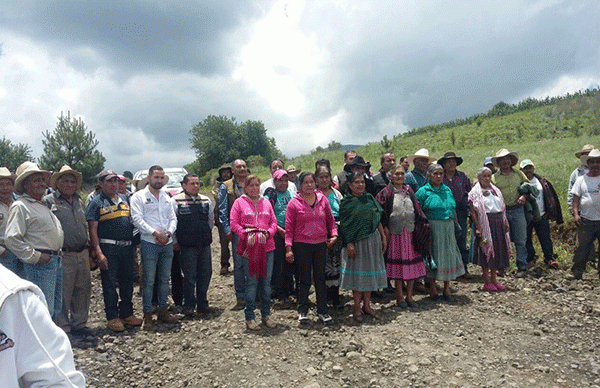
[285,172,338,325]
[230,175,278,331]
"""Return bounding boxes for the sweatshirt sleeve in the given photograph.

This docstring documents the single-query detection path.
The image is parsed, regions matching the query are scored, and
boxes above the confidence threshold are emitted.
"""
[324,200,338,237]
[266,202,278,238]
[284,199,297,247]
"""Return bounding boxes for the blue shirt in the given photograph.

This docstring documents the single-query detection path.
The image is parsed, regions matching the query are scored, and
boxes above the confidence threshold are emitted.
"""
[405,169,427,194]
[217,180,243,235]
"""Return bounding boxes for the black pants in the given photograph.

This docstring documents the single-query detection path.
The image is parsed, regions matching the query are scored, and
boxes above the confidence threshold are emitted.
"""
[293,242,327,315]
[272,234,296,298]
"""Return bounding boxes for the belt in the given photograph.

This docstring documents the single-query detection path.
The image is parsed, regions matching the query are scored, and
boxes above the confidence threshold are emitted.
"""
[63,247,86,253]
[37,249,62,256]
[100,239,132,246]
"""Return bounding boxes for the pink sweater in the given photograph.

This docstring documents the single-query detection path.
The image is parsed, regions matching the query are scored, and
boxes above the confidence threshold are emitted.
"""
[285,192,338,247]
[230,195,278,252]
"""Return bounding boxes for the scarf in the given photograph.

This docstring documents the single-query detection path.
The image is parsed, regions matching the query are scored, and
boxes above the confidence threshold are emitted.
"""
[236,225,268,279]
[468,182,511,259]
[339,192,382,244]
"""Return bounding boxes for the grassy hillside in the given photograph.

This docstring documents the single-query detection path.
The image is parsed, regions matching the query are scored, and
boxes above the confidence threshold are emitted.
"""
[284,90,600,220]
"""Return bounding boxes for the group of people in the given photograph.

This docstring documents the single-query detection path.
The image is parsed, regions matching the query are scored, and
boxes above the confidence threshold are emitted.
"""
[0,142,598,337]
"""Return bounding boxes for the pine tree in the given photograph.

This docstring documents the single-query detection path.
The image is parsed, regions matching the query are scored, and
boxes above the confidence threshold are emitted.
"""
[39,112,105,183]
[0,137,34,172]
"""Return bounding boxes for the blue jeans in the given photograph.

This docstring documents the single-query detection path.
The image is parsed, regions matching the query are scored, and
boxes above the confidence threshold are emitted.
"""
[141,241,173,313]
[23,254,62,321]
[179,245,212,311]
[232,234,246,299]
[243,251,274,321]
[506,207,528,271]
[100,243,135,320]
[0,251,23,278]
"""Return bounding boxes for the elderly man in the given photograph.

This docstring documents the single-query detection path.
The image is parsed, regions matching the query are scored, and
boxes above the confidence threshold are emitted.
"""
[173,174,214,316]
[131,165,178,330]
[405,148,436,193]
[519,159,563,269]
[0,167,20,276]
[5,162,64,321]
[43,165,91,336]
[570,149,600,280]
[259,158,297,196]
[0,263,85,387]
[491,149,530,277]
[218,159,248,309]
[87,169,142,332]
[211,165,233,275]
[373,152,396,194]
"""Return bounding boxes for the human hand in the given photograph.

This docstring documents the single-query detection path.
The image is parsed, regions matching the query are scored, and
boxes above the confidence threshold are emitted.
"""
[574,214,582,227]
[285,250,294,263]
[347,243,356,259]
[326,236,338,248]
[97,254,109,271]
[517,195,527,206]
[38,253,51,265]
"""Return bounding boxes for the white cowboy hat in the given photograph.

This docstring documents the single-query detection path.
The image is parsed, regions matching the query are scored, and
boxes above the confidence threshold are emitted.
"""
[491,149,519,167]
[406,148,436,164]
[581,149,600,167]
[0,167,17,182]
[575,144,595,158]
[50,165,83,190]
[14,162,51,195]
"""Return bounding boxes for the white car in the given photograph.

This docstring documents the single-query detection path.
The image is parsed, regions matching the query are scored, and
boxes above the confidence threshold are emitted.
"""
[132,167,188,196]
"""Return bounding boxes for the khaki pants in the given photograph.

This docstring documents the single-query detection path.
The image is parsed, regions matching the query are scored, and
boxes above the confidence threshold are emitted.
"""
[57,250,92,332]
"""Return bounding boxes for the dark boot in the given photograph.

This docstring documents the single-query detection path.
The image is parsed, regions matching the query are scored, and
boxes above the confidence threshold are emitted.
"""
[157,308,178,324]
[143,313,154,331]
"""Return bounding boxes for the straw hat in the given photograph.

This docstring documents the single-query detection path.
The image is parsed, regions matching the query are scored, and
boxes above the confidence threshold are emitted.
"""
[50,165,82,190]
[519,159,535,169]
[406,148,436,164]
[286,165,301,174]
[575,144,595,158]
[581,149,600,167]
[491,149,519,167]
[0,167,16,182]
[14,162,51,195]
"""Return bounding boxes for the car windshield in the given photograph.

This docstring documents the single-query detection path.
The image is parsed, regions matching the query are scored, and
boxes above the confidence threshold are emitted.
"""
[165,172,186,188]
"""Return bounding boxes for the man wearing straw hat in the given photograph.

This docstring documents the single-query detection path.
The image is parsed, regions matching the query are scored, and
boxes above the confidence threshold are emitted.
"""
[43,165,92,336]
[491,149,530,277]
[0,167,20,275]
[568,144,595,212]
[405,148,436,194]
[5,162,64,321]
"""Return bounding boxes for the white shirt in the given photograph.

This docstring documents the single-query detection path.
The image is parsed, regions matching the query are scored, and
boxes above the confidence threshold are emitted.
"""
[571,174,600,221]
[130,187,177,244]
[0,264,85,387]
[259,178,297,196]
[483,190,504,214]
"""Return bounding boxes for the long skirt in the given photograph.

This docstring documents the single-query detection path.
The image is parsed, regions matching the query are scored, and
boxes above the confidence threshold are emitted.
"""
[386,230,426,281]
[428,219,465,281]
[340,229,387,291]
[472,212,510,269]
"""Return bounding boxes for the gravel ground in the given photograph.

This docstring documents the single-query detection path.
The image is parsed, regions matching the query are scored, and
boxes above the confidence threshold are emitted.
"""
[71,228,600,388]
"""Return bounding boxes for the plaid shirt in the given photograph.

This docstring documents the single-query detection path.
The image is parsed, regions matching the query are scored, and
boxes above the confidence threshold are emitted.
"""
[443,170,472,212]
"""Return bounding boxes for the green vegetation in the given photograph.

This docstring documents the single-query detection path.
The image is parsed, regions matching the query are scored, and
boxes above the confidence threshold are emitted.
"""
[0,137,34,172]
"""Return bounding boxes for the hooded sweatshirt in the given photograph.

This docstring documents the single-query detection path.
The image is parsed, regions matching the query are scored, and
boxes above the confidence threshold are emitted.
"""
[285,191,338,247]
[229,195,278,253]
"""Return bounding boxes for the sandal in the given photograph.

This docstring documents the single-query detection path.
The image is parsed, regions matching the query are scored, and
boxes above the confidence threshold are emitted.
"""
[547,260,559,269]
[353,308,363,322]
[362,307,380,319]
[245,320,261,331]
[262,316,277,329]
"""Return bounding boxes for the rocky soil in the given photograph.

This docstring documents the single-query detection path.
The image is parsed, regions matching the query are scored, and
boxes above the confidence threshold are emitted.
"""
[71,228,600,388]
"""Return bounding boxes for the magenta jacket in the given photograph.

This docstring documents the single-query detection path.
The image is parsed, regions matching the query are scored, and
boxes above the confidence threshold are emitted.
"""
[285,191,338,247]
[230,195,278,252]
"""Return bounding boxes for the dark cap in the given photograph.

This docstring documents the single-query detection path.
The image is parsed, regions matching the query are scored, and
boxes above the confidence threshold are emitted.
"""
[98,169,118,181]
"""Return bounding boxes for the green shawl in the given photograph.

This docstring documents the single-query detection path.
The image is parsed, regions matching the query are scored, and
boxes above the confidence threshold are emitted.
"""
[339,192,383,244]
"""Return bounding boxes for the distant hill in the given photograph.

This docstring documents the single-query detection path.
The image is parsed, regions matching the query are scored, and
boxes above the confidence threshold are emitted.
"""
[287,88,600,219]
[341,144,363,151]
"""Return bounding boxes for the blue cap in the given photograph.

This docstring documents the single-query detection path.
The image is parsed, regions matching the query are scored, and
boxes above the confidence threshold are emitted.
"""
[483,157,493,166]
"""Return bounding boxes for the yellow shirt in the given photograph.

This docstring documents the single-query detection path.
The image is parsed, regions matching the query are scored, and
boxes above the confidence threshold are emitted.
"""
[492,169,529,207]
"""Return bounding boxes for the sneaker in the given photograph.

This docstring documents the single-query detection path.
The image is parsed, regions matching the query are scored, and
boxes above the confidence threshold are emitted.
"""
[483,283,497,292]
[493,282,506,291]
[107,318,125,332]
[231,297,245,311]
[298,312,310,324]
[567,273,582,280]
[319,313,333,325]
[245,320,261,331]
[515,270,527,278]
[262,316,277,329]
[121,315,143,326]
[220,267,229,275]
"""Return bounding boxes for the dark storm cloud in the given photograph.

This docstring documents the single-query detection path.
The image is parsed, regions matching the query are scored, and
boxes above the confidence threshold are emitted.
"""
[300,1,600,137]
[0,0,266,76]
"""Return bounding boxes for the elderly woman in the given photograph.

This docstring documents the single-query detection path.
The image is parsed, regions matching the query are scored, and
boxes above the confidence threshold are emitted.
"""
[415,164,465,300]
[340,172,387,321]
[315,165,344,308]
[285,172,338,325]
[230,175,278,330]
[376,165,426,307]
[468,167,511,291]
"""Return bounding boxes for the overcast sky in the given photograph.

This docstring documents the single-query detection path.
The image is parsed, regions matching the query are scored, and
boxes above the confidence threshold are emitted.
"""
[1,0,599,173]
